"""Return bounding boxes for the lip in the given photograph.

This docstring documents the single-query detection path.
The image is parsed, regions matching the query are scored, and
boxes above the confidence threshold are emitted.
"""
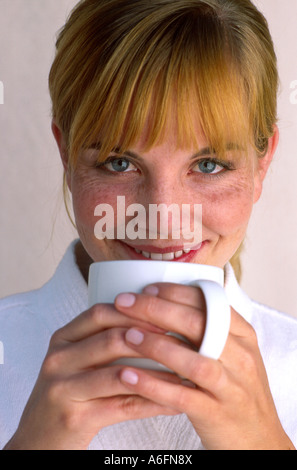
[118,240,207,262]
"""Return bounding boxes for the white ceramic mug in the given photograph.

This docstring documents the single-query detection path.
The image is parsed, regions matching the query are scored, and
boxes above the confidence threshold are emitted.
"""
[88,260,231,371]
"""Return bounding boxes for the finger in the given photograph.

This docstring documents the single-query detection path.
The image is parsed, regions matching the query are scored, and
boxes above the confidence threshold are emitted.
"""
[56,372,179,439]
[45,327,151,373]
[85,394,179,432]
[114,292,206,347]
[142,284,255,342]
[142,282,207,309]
[119,367,213,420]
[146,286,252,343]
[124,328,225,396]
[52,303,164,345]
[66,365,183,401]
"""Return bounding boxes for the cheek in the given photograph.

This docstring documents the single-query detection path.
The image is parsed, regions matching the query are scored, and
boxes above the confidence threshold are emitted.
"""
[71,178,104,231]
[200,177,255,235]
[71,174,139,233]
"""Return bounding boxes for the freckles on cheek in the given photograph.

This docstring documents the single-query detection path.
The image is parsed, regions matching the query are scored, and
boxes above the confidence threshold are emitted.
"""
[71,176,136,233]
[201,181,254,235]
[71,181,101,229]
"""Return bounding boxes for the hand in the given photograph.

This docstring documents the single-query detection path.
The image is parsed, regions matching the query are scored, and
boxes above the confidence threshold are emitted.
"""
[4,303,179,450]
[115,283,295,450]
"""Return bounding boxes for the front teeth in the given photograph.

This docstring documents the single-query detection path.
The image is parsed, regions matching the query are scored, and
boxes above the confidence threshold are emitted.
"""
[135,247,197,260]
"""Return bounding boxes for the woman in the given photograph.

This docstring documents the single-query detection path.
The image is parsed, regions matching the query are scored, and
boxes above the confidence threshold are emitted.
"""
[1,0,296,450]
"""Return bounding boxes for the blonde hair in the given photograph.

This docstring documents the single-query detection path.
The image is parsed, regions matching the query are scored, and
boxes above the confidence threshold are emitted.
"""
[49,0,279,279]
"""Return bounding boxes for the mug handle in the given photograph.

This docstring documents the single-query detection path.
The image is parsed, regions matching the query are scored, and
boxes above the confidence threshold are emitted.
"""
[190,280,231,360]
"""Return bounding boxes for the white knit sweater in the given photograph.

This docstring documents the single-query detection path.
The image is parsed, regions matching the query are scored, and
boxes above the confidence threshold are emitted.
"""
[0,240,297,450]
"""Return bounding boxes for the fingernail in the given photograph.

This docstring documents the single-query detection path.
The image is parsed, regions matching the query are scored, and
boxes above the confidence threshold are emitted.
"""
[116,293,136,307]
[121,369,139,385]
[143,285,159,296]
[126,328,144,345]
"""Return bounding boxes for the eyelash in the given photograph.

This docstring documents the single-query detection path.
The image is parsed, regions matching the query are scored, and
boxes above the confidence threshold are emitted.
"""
[95,156,234,177]
[95,157,138,174]
[191,158,234,178]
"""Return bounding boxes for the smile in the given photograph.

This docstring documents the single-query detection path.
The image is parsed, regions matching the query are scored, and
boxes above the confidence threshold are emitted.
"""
[119,241,204,262]
[134,247,196,260]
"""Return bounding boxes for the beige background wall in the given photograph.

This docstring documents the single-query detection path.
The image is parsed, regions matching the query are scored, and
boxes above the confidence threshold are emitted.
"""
[0,0,297,318]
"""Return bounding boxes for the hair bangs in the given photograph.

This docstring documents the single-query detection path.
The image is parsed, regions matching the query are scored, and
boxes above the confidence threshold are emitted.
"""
[68,5,251,167]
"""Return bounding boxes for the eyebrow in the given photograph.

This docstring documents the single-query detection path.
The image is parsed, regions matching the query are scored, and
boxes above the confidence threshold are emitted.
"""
[89,142,241,160]
[89,143,144,161]
[191,143,243,159]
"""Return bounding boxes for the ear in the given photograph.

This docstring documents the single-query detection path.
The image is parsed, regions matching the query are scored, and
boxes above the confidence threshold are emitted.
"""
[51,120,72,192]
[253,125,279,203]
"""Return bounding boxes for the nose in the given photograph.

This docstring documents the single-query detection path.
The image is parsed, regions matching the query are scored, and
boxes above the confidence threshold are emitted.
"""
[136,177,202,245]
[142,171,184,205]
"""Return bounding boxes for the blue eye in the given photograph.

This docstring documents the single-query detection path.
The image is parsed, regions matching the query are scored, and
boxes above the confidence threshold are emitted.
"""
[194,159,225,175]
[101,157,137,173]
